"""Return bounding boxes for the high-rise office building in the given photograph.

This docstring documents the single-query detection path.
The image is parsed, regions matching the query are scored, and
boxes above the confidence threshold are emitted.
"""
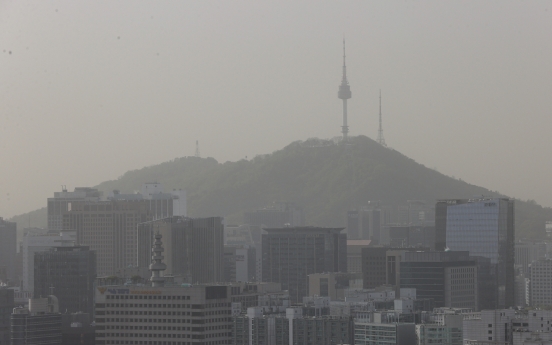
[224,224,264,282]
[63,199,154,276]
[0,217,17,284]
[361,247,420,290]
[11,296,62,345]
[137,216,224,284]
[223,245,256,282]
[57,184,185,276]
[435,198,515,309]
[529,258,552,307]
[262,227,347,303]
[400,251,478,310]
[346,240,372,274]
[515,241,547,277]
[0,289,14,345]
[47,187,102,231]
[34,246,96,315]
[22,230,75,292]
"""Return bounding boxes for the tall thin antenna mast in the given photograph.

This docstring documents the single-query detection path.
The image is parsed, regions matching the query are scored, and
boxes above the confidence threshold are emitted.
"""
[195,140,200,158]
[377,90,387,147]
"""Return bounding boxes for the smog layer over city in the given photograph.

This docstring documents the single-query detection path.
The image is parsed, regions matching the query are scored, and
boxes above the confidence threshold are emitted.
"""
[1,1,552,345]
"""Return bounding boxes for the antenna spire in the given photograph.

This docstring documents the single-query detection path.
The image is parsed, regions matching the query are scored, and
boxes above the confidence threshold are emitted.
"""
[377,90,387,147]
[342,38,347,84]
[195,140,200,158]
[338,39,352,141]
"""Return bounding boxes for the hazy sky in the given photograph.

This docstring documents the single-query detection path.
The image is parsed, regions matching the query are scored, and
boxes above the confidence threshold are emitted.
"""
[1,1,551,218]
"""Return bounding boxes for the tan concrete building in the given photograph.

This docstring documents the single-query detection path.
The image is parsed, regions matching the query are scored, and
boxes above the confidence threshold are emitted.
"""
[346,240,371,274]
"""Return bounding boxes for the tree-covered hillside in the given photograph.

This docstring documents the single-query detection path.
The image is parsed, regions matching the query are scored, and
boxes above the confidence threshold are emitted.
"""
[10,136,552,238]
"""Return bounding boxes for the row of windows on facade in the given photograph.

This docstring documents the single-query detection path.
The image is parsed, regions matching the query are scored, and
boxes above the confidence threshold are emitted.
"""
[103,325,228,331]
[97,318,231,324]
[98,311,230,317]
[100,331,228,337]
[102,340,227,345]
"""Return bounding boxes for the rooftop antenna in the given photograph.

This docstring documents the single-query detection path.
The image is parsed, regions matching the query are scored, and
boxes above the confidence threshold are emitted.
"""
[377,90,387,147]
[195,140,200,158]
[338,38,352,141]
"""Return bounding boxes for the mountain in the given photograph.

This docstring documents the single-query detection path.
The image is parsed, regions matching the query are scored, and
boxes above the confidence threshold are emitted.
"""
[10,136,552,238]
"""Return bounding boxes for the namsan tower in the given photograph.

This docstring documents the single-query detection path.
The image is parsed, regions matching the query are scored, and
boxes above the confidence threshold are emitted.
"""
[338,39,352,140]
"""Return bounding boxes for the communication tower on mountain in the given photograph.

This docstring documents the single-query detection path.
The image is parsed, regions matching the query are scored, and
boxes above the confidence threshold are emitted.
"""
[377,90,387,147]
[338,39,352,141]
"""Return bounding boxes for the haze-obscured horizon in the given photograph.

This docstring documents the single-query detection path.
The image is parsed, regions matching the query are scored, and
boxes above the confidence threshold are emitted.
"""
[1,1,551,218]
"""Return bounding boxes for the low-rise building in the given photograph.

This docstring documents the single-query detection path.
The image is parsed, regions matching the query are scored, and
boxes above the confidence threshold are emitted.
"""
[11,296,62,345]
[416,313,463,345]
[354,320,416,345]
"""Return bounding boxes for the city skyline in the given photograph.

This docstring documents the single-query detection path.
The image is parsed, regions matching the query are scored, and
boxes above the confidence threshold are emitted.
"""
[1,1,552,218]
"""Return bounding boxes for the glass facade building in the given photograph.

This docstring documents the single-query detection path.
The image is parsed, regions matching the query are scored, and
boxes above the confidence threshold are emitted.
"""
[435,198,514,309]
[400,251,478,310]
[34,246,96,315]
[262,227,347,303]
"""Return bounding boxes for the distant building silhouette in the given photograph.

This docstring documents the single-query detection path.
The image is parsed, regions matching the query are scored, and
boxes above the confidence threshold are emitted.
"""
[0,288,14,345]
[0,217,16,284]
[244,202,304,228]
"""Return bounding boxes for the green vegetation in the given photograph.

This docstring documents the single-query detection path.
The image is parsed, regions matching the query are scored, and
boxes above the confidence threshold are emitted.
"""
[10,136,552,239]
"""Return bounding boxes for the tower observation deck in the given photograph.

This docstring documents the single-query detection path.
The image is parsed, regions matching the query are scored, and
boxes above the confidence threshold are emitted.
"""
[338,39,352,140]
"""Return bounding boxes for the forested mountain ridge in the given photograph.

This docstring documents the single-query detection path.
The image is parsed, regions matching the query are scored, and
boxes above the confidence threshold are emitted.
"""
[10,136,551,238]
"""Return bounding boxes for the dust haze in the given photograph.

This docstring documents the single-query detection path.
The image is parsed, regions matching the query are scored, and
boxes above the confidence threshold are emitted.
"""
[1,1,551,217]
